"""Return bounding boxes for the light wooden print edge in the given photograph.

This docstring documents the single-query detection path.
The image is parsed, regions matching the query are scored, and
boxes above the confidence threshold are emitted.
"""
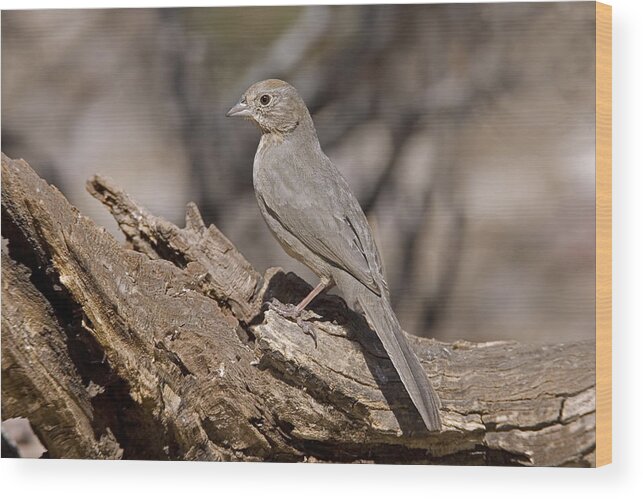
[595,0,612,467]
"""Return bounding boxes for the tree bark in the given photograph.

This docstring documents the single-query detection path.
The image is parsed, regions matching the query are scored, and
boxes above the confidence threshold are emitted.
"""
[1,153,596,465]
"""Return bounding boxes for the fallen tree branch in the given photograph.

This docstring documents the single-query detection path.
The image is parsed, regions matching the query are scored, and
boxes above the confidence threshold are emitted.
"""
[1,153,595,465]
[2,253,123,459]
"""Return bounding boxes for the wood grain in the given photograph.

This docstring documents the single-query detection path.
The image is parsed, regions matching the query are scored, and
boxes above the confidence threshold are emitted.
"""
[595,1,612,467]
[2,254,122,459]
[2,153,596,465]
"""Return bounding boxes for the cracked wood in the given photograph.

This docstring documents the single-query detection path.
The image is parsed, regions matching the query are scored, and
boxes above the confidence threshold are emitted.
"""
[1,153,596,465]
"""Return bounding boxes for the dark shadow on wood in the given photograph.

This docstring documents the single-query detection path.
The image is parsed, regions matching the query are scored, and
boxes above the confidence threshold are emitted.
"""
[257,270,430,435]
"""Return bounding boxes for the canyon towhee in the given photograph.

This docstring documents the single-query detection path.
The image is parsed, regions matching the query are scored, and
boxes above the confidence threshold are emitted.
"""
[227,79,441,431]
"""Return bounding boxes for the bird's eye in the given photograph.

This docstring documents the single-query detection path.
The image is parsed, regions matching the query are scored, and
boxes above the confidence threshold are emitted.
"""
[260,94,271,106]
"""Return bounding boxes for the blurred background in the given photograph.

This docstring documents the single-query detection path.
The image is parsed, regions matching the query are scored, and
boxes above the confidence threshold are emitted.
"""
[1,2,596,347]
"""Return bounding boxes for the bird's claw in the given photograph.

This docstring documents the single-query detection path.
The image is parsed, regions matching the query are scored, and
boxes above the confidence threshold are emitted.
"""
[267,299,318,348]
[296,318,318,348]
[267,299,300,319]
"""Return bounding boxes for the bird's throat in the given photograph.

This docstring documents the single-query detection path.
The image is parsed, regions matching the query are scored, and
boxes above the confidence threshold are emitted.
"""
[258,131,286,152]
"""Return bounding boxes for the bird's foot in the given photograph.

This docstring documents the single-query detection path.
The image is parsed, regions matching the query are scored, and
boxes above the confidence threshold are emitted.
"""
[267,299,318,348]
[295,317,318,348]
[267,299,300,319]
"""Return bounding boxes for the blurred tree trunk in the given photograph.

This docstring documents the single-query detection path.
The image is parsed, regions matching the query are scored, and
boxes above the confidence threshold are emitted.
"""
[2,154,596,465]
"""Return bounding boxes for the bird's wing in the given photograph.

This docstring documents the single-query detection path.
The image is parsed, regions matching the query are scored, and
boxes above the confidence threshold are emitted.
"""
[260,158,386,296]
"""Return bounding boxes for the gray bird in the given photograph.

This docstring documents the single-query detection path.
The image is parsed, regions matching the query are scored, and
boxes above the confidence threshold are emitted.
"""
[227,79,441,431]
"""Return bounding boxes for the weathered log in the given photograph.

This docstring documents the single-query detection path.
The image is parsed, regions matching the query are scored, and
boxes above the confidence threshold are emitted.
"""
[1,252,123,459]
[1,153,596,465]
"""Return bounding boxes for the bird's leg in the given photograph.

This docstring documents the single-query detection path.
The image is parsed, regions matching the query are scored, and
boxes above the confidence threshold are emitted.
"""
[269,279,329,317]
[268,279,331,347]
[294,280,329,313]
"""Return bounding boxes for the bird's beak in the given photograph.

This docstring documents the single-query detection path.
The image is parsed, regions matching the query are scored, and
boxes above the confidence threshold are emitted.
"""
[226,101,252,118]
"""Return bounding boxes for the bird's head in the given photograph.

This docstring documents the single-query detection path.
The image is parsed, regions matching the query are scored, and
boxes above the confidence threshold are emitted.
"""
[226,79,310,135]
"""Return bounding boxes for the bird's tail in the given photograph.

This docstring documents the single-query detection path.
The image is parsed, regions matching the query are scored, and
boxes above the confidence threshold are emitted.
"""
[357,287,442,431]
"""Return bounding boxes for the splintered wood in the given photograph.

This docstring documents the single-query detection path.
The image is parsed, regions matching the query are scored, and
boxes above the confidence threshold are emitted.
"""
[2,154,596,465]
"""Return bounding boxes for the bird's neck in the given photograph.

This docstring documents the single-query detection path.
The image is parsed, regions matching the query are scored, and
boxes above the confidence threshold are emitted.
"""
[259,114,320,151]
